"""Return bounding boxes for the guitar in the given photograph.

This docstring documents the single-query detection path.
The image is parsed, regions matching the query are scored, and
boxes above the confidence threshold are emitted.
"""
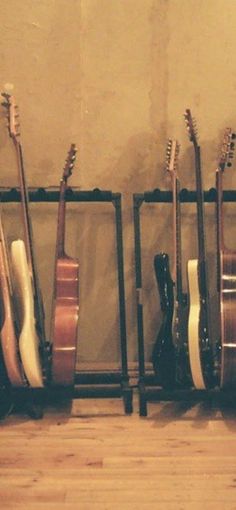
[216,128,236,388]
[166,140,192,387]
[152,252,175,388]
[184,109,214,389]
[2,93,47,387]
[151,141,179,388]
[0,215,25,386]
[0,225,18,416]
[0,345,14,419]
[51,144,79,386]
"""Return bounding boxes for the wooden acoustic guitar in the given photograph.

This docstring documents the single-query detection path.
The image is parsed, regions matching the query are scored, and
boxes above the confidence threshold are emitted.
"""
[184,109,214,389]
[2,93,47,387]
[0,214,25,386]
[216,128,236,388]
[51,144,79,386]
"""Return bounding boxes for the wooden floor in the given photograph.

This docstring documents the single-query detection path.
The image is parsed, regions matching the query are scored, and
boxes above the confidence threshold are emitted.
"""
[1,394,236,509]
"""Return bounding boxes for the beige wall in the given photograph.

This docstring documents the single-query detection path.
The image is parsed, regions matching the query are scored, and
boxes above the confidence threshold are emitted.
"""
[0,0,236,365]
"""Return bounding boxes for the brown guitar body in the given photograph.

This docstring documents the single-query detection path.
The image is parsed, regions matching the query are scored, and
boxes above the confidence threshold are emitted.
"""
[51,255,79,386]
[216,128,236,388]
[220,250,236,388]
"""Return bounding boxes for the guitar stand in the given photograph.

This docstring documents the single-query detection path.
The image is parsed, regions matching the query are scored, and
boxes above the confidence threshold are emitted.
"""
[133,187,236,416]
[1,187,133,417]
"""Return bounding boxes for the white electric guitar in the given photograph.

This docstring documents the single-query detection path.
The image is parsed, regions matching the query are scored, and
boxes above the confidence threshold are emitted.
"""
[2,93,46,388]
[0,214,25,386]
[184,109,214,389]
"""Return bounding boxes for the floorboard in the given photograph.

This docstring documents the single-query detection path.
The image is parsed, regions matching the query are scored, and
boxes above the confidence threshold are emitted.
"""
[0,395,236,509]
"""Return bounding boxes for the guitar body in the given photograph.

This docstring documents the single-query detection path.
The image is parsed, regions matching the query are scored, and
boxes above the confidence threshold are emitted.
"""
[0,241,25,387]
[220,250,236,388]
[51,255,79,386]
[0,348,13,419]
[173,295,192,387]
[11,240,43,388]
[187,259,206,389]
[152,253,176,389]
[187,258,213,389]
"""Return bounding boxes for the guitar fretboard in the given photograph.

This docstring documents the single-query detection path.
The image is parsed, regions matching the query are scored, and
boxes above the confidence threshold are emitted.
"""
[173,175,183,301]
[194,144,208,300]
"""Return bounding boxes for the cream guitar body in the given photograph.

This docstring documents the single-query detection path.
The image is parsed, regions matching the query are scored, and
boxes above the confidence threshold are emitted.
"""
[187,259,205,389]
[184,109,214,389]
[11,240,43,388]
[0,218,25,387]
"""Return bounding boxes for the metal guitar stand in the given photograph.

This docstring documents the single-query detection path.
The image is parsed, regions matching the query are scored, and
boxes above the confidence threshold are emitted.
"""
[133,187,236,416]
[1,187,132,417]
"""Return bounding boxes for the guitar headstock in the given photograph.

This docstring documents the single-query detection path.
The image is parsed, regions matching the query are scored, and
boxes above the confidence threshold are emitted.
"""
[1,92,20,142]
[165,138,180,177]
[184,108,198,147]
[218,128,236,173]
[63,143,77,182]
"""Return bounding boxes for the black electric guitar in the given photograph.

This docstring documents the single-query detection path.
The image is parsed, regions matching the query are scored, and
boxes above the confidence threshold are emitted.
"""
[184,109,214,389]
[167,140,192,387]
[216,128,236,388]
[152,141,179,388]
[152,252,175,388]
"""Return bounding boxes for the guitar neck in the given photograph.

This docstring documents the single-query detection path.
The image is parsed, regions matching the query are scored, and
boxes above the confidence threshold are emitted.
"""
[172,175,183,300]
[56,179,67,259]
[216,168,224,291]
[15,142,34,274]
[194,143,208,299]
[14,140,46,341]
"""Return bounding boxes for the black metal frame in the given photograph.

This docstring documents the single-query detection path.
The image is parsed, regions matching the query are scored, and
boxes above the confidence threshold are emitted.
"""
[1,187,133,416]
[133,188,236,416]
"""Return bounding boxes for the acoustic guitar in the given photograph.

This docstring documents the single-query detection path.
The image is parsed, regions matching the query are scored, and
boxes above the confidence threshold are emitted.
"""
[184,109,214,389]
[2,93,47,387]
[0,215,25,386]
[216,128,236,388]
[51,144,79,386]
